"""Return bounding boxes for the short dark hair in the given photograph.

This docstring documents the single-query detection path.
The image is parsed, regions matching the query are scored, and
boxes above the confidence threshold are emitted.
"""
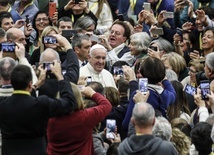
[111,20,131,41]
[0,27,6,39]
[86,81,104,95]
[11,65,32,90]
[0,11,12,27]
[57,16,72,28]
[72,33,90,48]
[191,122,212,154]
[0,57,16,81]
[140,57,165,84]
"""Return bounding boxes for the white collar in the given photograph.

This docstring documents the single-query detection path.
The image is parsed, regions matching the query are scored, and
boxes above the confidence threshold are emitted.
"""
[113,43,126,55]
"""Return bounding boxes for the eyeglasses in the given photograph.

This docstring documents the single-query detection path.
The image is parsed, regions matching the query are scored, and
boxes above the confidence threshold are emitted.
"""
[35,17,49,22]
[188,68,197,74]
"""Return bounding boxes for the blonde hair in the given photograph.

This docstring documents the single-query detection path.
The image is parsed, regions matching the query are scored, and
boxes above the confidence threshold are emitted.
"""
[70,83,84,110]
[161,52,186,75]
[171,128,191,155]
[40,26,60,54]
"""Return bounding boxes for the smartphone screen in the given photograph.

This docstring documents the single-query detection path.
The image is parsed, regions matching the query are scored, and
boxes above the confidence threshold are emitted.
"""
[200,80,210,100]
[62,30,77,37]
[113,66,123,76]
[87,76,92,84]
[183,84,196,96]
[139,78,148,94]
[1,43,16,59]
[43,62,53,71]
[106,119,116,139]
[42,36,57,44]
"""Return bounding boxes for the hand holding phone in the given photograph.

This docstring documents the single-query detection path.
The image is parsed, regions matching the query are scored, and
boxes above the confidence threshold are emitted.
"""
[49,1,56,18]
[1,43,16,59]
[151,28,164,35]
[106,119,116,139]
[163,12,174,19]
[143,2,151,12]
[200,80,210,100]
[113,66,123,76]
[183,84,196,96]
[90,35,101,43]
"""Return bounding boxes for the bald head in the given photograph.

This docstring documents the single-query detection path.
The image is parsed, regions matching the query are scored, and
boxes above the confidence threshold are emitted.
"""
[132,102,155,128]
[7,28,26,45]
[40,48,60,63]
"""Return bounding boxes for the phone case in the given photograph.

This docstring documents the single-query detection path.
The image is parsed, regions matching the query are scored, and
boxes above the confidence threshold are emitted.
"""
[151,28,164,35]
[163,12,174,19]
[143,2,151,11]
[49,2,56,18]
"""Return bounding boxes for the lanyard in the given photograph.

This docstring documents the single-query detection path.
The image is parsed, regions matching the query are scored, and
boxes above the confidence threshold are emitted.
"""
[199,2,210,8]
[130,0,137,10]
[13,90,30,96]
[155,0,162,18]
[71,14,84,23]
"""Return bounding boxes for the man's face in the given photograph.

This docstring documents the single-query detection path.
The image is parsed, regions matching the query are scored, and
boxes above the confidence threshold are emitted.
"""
[75,39,91,61]
[1,17,13,31]
[89,49,106,72]
[108,24,126,48]
[58,21,72,33]
[14,30,26,45]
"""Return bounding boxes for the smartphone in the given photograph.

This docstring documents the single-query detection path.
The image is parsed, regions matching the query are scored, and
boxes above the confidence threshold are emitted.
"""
[87,76,92,84]
[163,12,174,19]
[106,119,116,139]
[1,43,16,59]
[200,80,210,100]
[149,46,158,51]
[49,1,56,18]
[25,15,30,25]
[113,66,123,76]
[117,14,124,21]
[138,78,148,94]
[90,35,101,43]
[42,36,57,44]
[151,28,164,35]
[143,2,151,11]
[43,62,53,71]
[183,84,196,96]
[62,30,77,37]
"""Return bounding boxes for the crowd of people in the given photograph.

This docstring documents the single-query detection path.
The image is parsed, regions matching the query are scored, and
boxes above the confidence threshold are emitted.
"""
[0,0,214,154]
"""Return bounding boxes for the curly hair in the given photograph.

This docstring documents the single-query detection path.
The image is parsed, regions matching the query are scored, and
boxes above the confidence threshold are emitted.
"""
[171,128,191,155]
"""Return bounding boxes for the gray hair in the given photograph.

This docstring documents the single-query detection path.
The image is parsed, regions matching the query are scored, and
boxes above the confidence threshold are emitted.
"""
[73,16,96,31]
[205,52,214,71]
[165,69,178,81]
[0,57,16,81]
[0,27,6,39]
[152,116,172,141]
[132,102,155,127]
[72,33,90,48]
[39,48,60,63]
[130,32,151,52]
[150,37,174,53]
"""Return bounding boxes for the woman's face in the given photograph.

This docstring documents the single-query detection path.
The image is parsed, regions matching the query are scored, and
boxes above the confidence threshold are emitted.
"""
[128,41,140,56]
[45,30,57,49]
[188,65,197,83]
[35,13,50,32]
[202,30,214,51]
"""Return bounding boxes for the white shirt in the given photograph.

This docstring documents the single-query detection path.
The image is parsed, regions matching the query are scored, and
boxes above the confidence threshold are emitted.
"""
[80,63,117,89]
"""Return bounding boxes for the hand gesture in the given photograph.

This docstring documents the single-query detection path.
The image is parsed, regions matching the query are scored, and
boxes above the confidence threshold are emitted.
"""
[189,50,200,60]
[194,88,206,107]
[182,22,193,32]
[195,9,207,26]
[36,64,47,86]
[147,47,161,59]
[133,90,150,103]
[64,0,75,11]
[207,91,214,113]
[13,19,25,28]
[15,42,25,59]
[81,86,96,98]
[50,60,63,81]
[157,10,167,27]
[122,65,136,82]
[24,22,33,37]
[99,35,112,51]
[143,10,157,26]
[134,24,143,33]
[77,76,87,86]
[51,12,58,26]
[187,0,195,18]
[52,34,72,51]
